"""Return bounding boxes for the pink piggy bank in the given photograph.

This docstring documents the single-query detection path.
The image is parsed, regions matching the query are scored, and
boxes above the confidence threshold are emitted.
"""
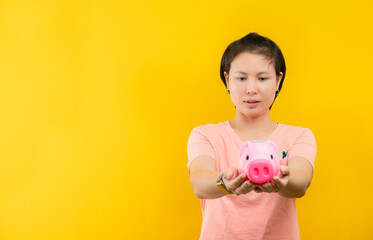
[238,140,280,184]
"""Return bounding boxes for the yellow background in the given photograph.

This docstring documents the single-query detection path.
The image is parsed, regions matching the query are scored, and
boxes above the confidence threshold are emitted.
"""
[0,0,372,239]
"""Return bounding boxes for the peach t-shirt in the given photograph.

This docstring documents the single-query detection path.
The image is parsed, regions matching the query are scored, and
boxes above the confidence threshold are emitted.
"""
[187,120,317,240]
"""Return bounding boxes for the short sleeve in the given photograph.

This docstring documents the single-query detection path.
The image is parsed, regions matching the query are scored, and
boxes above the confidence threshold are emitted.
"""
[287,128,317,170]
[186,128,215,169]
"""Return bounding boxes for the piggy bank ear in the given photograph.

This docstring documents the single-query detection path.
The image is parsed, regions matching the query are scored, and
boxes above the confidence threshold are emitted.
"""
[266,140,279,154]
[240,141,251,156]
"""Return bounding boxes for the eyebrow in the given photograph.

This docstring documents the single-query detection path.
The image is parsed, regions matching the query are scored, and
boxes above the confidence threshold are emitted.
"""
[234,71,269,74]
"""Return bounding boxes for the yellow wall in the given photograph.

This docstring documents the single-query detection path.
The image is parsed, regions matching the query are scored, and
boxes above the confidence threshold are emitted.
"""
[0,0,372,239]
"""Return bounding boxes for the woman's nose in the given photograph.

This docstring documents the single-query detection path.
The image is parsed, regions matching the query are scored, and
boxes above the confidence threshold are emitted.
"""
[246,79,258,94]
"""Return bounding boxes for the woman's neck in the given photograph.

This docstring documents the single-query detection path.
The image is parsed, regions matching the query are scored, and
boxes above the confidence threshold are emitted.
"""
[229,111,276,134]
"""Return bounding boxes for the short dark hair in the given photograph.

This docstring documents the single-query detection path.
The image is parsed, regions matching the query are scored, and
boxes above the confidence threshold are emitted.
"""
[220,32,286,110]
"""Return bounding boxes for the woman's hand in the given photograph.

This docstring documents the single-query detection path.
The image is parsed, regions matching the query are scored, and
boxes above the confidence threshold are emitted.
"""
[222,165,290,195]
[254,166,290,193]
[222,168,256,195]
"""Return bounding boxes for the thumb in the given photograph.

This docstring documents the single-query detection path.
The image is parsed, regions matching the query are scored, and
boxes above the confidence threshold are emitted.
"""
[225,169,234,180]
[280,166,289,176]
[273,176,285,188]
[227,168,240,180]
[232,168,239,179]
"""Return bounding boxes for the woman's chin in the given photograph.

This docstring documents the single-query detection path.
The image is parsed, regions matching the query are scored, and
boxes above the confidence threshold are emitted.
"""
[239,111,261,118]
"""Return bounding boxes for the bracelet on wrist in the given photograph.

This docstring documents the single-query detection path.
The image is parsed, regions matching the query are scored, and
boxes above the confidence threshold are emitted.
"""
[216,172,233,194]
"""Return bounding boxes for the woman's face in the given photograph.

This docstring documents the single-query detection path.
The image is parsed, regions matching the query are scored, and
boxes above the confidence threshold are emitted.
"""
[224,51,283,118]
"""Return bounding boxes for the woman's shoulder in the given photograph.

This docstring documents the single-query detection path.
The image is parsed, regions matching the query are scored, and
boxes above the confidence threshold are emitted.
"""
[190,121,228,135]
[278,122,315,138]
[279,122,310,130]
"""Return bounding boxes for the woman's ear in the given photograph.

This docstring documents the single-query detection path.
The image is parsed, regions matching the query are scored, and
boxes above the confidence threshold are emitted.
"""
[276,72,283,89]
[224,71,229,88]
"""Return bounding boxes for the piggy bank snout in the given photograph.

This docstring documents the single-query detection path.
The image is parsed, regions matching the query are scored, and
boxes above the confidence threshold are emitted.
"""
[248,159,274,184]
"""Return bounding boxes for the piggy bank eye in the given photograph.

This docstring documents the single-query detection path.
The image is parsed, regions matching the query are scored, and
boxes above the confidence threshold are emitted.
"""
[270,155,273,159]
[246,155,249,160]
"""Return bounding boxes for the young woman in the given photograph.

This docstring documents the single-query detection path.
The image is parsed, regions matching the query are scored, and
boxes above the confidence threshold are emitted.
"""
[187,32,317,240]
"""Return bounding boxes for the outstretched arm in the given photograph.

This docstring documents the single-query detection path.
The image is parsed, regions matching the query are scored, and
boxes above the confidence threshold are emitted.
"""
[273,156,313,198]
[189,155,258,199]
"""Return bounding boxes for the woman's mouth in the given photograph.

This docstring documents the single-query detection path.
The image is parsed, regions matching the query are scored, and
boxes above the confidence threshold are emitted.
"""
[244,101,260,107]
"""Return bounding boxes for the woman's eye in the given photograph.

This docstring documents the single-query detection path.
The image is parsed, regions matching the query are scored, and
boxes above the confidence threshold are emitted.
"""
[236,77,267,81]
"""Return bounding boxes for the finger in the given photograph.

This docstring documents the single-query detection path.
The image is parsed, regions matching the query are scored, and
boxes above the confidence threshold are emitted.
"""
[258,184,268,192]
[270,184,279,192]
[233,182,246,195]
[232,169,240,178]
[273,176,289,189]
[273,176,282,188]
[245,182,256,193]
[224,169,235,180]
[261,182,277,193]
[269,180,279,192]
[225,168,240,180]
[254,186,262,193]
[260,182,274,193]
[280,166,290,176]
[226,170,233,180]
[235,180,255,194]
[227,174,246,191]
[267,181,279,192]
